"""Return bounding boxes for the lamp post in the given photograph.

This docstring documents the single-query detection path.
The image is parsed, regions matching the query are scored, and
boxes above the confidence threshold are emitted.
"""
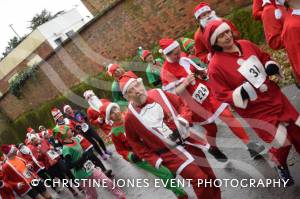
[9,24,21,39]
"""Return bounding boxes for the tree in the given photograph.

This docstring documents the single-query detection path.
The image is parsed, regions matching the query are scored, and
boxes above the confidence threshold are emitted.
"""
[2,36,24,57]
[28,9,54,30]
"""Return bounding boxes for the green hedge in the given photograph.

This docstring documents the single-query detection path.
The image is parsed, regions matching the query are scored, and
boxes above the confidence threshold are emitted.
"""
[226,7,265,44]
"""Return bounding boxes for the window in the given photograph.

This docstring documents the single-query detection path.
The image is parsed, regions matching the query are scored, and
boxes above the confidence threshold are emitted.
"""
[54,37,63,45]
[66,30,75,38]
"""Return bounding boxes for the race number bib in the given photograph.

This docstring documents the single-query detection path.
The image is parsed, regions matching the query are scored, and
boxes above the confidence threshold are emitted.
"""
[83,160,95,173]
[47,150,60,160]
[23,169,31,179]
[192,83,209,104]
[81,123,89,132]
[238,56,267,88]
[75,135,84,142]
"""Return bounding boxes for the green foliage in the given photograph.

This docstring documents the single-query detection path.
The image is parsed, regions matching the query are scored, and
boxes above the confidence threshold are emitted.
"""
[9,64,39,97]
[226,7,265,44]
[2,36,25,58]
[11,73,114,140]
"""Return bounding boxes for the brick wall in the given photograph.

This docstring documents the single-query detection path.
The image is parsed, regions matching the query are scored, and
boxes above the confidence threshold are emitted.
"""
[0,0,251,120]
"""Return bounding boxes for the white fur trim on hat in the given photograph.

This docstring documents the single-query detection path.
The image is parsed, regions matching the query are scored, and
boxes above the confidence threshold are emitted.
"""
[210,22,231,45]
[194,5,211,19]
[163,41,180,55]
[107,64,114,71]
[122,78,143,95]
[63,105,71,113]
[105,103,120,124]
[83,90,95,100]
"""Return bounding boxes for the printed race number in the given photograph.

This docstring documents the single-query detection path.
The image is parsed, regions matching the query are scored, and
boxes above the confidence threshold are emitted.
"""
[47,150,60,160]
[83,160,95,173]
[238,55,267,88]
[192,83,209,104]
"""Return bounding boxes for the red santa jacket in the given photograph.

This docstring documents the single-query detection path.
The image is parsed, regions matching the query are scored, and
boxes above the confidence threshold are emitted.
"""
[111,122,132,161]
[0,169,16,199]
[87,106,112,135]
[253,0,263,20]
[208,40,300,142]
[194,18,240,63]
[2,156,39,197]
[161,55,226,124]
[262,4,288,50]
[281,10,300,82]
[37,139,60,169]
[17,148,44,173]
[125,89,208,175]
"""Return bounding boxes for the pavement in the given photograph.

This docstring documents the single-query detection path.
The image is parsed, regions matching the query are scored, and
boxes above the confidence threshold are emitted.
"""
[21,84,300,199]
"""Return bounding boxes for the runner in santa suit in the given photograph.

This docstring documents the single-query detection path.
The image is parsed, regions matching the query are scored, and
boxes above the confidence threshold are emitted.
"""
[160,38,265,161]
[84,90,113,136]
[193,2,240,63]
[63,104,112,159]
[281,0,300,87]
[0,167,16,199]
[119,71,221,199]
[261,0,289,49]
[204,20,300,185]
[1,144,52,199]
[99,102,188,199]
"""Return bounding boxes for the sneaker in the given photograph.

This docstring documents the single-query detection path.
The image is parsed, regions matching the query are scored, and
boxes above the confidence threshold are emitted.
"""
[104,169,114,178]
[275,165,294,187]
[247,142,265,159]
[101,154,108,160]
[208,147,228,162]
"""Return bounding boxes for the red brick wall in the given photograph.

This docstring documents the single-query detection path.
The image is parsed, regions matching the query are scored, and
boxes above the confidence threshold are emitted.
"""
[0,0,251,119]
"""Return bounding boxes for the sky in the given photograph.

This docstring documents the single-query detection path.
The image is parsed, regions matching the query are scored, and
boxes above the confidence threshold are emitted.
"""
[0,0,92,56]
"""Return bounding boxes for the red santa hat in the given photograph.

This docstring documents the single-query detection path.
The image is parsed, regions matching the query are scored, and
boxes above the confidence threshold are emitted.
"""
[203,20,231,51]
[63,105,72,113]
[159,38,180,55]
[83,90,95,100]
[27,127,35,134]
[137,47,151,61]
[99,102,120,124]
[119,71,143,95]
[1,144,15,155]
[194,2,212,19]
[106,64,120,77]
[51,107,63,121]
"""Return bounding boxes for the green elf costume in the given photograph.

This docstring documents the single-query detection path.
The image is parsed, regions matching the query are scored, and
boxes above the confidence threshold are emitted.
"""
[99,101,187,199]
[138,47,163,87]
[107,64,128,108]
[179,37,207,70]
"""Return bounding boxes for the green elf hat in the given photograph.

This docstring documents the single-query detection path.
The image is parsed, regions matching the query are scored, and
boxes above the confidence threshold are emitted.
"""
[179,37,195,53]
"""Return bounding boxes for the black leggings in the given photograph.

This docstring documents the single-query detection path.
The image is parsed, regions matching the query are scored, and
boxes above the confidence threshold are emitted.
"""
[82,128,107,155]
[86,149,107,171]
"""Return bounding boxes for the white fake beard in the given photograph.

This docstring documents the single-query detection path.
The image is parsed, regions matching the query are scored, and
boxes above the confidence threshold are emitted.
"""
[200,11,220,28]
[88,95,103,111]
